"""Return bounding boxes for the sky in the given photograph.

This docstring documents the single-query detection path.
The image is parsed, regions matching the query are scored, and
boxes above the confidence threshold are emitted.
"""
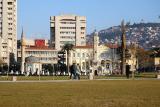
[18,0,160,39]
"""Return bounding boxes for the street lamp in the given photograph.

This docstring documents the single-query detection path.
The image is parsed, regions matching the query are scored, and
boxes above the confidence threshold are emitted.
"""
[111,40,115,74]
[38,57,41,81]
[7,53,10,79]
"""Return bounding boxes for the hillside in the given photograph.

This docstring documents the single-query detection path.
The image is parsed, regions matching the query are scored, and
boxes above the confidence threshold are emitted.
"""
[87,23,160,49]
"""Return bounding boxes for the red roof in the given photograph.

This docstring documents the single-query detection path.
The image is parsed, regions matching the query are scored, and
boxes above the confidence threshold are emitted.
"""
[74,45,93,49]
[105,43,119,49]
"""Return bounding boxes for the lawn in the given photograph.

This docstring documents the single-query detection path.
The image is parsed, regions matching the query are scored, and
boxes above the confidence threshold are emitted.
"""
[0,80,160,107]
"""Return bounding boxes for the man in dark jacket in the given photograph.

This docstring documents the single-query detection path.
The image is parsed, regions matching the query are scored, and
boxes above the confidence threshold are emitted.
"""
[126,64,130,79]
[70,63,76,79]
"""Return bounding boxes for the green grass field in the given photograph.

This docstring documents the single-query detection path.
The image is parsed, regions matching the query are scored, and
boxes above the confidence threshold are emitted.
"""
[0,80,160,107]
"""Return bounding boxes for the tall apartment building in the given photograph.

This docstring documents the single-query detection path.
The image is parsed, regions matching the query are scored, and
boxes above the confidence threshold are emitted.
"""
[50,15,86,50]
[0,0,17,64]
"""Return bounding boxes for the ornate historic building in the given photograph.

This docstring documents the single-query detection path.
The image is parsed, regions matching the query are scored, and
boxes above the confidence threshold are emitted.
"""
[18,30,58,74]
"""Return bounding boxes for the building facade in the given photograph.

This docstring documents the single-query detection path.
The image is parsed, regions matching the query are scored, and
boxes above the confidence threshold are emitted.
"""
[0,0,17,64]
[18,33,58,74]
[69,31,120,75]
[70,45,93,75]
[50,14,86,50]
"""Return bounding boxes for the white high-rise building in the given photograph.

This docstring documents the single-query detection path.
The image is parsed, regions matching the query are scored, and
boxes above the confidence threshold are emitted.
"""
[50,15,86,50]
[0,0,17,64]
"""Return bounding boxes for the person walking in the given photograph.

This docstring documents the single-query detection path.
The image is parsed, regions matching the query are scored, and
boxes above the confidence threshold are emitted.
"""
[70,63,76,79]
[89,64,94,80]
[76,64,81,80]
[126,64,130,79]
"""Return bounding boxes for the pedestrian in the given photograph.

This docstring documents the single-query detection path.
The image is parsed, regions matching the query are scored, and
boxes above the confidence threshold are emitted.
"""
[126,64,130,79]
[70,64,76,79]
[89,64,94,80]
[76,64,81,80]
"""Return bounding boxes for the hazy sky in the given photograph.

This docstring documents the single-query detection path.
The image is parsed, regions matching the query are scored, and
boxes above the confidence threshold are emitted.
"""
[18,0,160,39]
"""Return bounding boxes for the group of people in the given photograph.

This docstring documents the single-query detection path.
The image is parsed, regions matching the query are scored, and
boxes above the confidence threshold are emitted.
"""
[70,63,81,80]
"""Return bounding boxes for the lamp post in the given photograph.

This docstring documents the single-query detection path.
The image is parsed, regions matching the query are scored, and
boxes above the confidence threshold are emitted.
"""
[38,55,41,81]
[7,52,10,79]
[111,40,115,75]
[38,61,41,81]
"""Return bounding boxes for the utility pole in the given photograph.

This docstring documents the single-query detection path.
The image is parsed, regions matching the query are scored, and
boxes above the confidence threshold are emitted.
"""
[121,20,126,75]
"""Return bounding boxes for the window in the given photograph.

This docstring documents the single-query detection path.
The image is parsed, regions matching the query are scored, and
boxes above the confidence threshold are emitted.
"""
[8,28,12,30]
[60,31,76,35]
[81,27,85,30]
[8,23,12,25]
[60,22,75,24]
[83,53,85,58]
[8,8,12,10]
[8,2,13,5]
[8,18,12,20]
[8,33,12,35]
[77,53,80,57]
[3,46,7,48]
[60,27,76,29]
[73,53,75,57]
[86,53,89,57]
[8,13,12,15]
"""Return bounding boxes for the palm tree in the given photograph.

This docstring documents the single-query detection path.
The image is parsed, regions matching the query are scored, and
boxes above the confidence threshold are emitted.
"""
[121,20,127,75]
[61,43,74,74]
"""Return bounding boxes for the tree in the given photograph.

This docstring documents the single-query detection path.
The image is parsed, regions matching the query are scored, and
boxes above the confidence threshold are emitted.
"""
[58,51,65,65]
[127,44,137,79]
[15,62,21,73]
[136,47,153,72]
[61,43,74,74]
[150,48,160,57]
[57,51,66,74]
[9,53,16,72]
[121,20,127,75]
[3,64,8,72]
[0,58,4,73]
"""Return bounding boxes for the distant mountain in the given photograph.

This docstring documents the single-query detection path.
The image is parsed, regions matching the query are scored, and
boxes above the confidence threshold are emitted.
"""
[87,23,160,49]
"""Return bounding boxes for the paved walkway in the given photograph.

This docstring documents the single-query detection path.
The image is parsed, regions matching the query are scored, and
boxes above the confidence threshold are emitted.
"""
[0,78,159,83]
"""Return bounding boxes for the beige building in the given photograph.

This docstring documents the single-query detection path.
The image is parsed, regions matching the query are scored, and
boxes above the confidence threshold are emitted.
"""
[50,14,86,50]
[18,32,58,74]
[154,57,160,66]
[69,31,119,75]
[0,0,17,64]
[70,45,93,74]
[153,56,160,71]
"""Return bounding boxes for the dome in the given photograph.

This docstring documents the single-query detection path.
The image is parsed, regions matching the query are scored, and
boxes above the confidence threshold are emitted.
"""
[25,56,39,63]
